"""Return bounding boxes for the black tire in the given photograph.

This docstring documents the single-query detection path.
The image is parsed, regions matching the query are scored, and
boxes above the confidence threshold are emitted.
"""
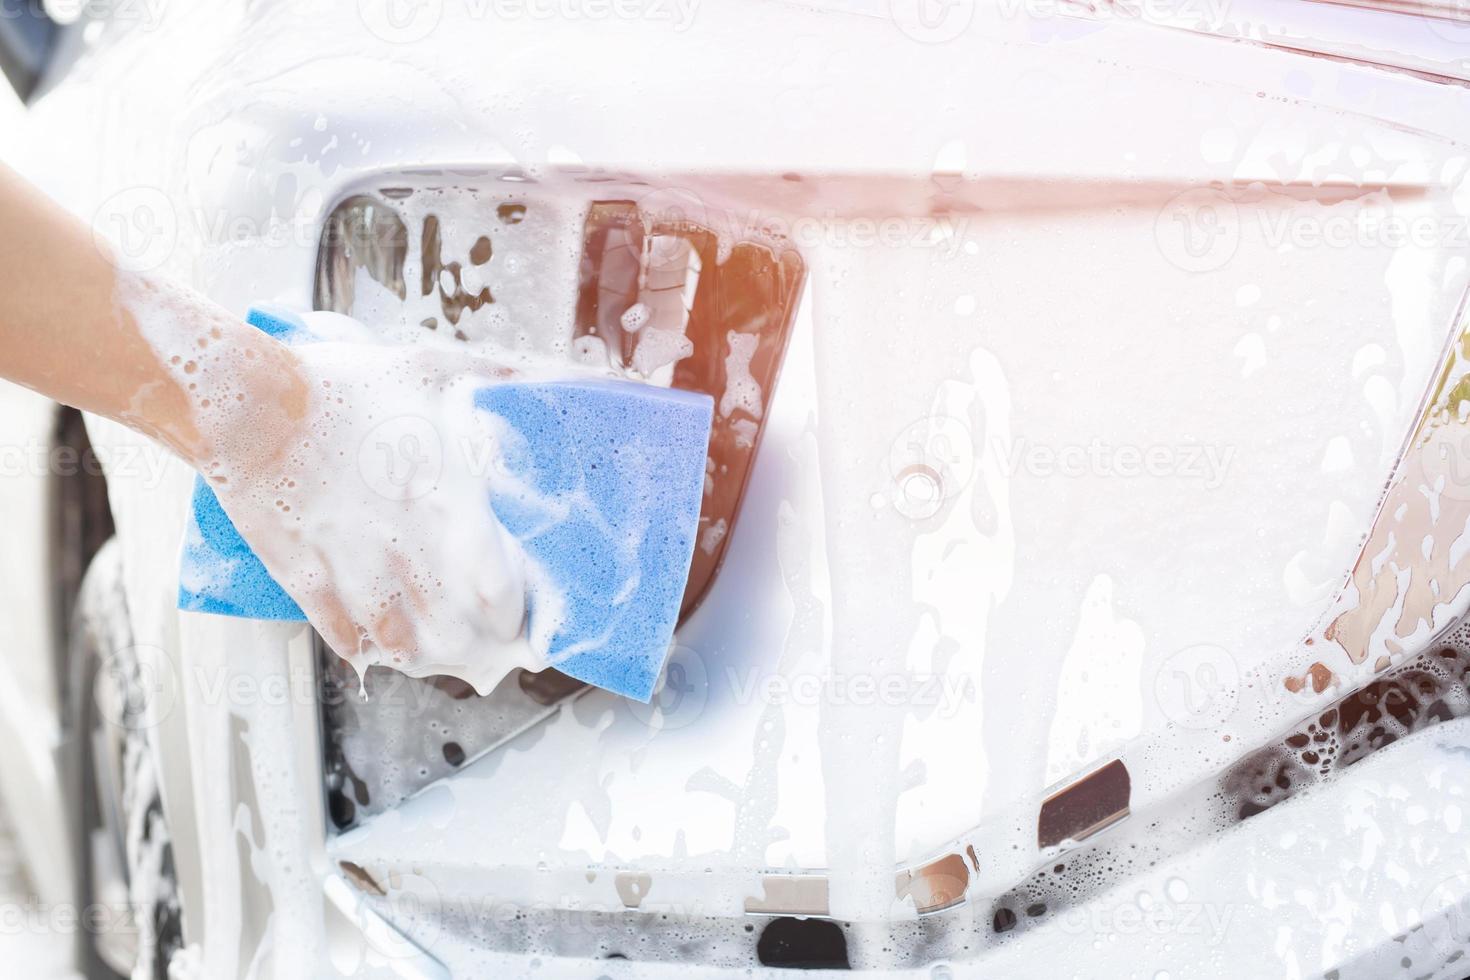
[66,540,184,980]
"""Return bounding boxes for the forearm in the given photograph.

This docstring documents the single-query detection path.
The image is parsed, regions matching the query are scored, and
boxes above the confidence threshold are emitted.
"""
[0,165,535,682]
[0,162,305,470]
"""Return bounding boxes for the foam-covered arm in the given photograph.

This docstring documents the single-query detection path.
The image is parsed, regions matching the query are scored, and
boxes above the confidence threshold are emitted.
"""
[0,162,307,470]
[0,162,534,689]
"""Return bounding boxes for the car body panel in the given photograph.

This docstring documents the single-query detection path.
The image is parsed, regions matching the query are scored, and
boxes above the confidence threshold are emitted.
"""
[0,380,70,905]
[3,0,1470,975]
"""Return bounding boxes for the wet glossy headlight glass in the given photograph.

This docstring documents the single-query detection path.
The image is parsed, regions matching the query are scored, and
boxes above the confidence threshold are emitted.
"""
[312,174,804,828]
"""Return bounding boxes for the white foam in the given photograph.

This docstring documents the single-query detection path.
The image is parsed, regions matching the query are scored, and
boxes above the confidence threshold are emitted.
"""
[121,273,553,694]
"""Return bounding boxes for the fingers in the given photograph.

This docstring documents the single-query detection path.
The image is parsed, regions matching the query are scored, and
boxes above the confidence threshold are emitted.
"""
[367,549,424,665]
[312,592,367,666]
[370,598,419,664]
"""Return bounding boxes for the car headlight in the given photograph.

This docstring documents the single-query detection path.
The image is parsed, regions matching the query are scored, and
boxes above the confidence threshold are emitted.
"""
[313,173,804,828]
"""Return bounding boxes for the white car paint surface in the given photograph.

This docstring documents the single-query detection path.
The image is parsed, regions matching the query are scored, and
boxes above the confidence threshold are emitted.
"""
[0,84,85,980]
[0,802,80,980]
[3,1,1470,977]
[0,86,18,136]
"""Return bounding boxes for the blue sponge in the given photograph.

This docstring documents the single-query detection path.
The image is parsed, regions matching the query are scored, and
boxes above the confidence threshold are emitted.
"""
[178,306,310,621]
[477,381,712,700]
[178,306,713,701]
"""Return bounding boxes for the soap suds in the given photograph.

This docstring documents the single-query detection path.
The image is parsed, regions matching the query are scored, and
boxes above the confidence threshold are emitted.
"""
[123,272,553,693]
[1045,575,1144,786]
[1317,315,1470,674]
[42,2,1470,973]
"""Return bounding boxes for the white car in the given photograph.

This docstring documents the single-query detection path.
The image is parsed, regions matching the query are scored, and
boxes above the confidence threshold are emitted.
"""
[3,0,1470,977]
